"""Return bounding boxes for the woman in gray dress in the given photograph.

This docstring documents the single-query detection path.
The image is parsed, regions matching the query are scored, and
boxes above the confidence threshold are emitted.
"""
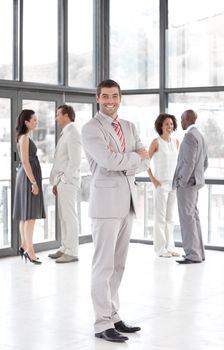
[13,109,46,264]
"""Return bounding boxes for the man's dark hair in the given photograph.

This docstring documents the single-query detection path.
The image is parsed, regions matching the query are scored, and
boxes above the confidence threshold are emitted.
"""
[57,104,75,122]
[96,79,121,97]
[154,113,177,135]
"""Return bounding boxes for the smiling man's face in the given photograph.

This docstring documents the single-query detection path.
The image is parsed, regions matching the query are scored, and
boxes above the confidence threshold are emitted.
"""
[96,86,121,119]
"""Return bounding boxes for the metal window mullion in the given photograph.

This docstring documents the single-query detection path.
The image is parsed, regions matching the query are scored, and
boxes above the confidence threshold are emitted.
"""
[102,0,110,81]
[13,0,19,80]
[19,0,23,81]
[207,184,212,244]
[159,0,168,112]
[58,0,68,86]
[93,0,109,86]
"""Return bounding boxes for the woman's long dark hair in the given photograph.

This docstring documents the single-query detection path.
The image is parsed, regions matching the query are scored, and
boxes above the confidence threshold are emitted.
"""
[15,109,35,142]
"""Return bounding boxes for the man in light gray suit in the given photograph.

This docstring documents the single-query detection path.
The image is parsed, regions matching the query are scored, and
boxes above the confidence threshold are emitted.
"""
[82,79,150,343]
[173,110,208,264]
[49,105,81,263]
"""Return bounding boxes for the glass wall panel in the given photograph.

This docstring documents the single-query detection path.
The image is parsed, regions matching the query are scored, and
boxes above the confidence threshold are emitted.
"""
[132,181,182,242]
[133,181,212,246]
[23,0,58,84]
[22,100,56,243]
[66,102,93,236]
[68,0,93,88]
[120,94,160,147]
[0,0,13,79]
[0,98,11,249]
[209,184,224,246]
[110,0,159,89]
[168,92,224,179]
[167,0,224,87]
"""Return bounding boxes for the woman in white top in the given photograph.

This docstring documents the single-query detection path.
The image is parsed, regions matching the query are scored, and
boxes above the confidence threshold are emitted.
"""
[147,113,179,258]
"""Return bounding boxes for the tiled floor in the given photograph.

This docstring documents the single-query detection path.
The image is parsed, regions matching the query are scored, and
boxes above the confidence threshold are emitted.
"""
[0,243,224,350]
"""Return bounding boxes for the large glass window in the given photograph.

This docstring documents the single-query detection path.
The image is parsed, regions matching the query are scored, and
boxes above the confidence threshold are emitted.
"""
[0,0,13,79]
[1,0,224,254]
[68,0,93,88]
[110,0,159,89]
[167,0,224,87]
[0,98,11,249]
[120,94,160,147]
[23,0,58,84]
[22,100,56,243]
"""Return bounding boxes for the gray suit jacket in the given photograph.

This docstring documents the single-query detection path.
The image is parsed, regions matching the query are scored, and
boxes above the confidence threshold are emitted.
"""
[81,113,149,218]
[172,126,208,189]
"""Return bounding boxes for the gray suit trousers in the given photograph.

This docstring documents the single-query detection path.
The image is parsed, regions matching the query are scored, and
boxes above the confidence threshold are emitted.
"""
[91,212,133,333]
[176,187,205,262]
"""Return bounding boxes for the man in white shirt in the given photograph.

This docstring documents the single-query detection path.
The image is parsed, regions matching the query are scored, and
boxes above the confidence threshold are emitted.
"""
[49,105,81,263]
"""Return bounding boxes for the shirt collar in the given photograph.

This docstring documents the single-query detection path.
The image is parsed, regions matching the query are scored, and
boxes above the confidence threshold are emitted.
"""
[186,124,197,133]
[61,122,73,134]
[99,111,118,125]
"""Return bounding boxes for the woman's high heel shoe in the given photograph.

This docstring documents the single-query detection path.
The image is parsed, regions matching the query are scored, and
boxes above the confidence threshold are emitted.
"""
[19,247,39,260]
[19,247,25,259]
[24,252,42,265]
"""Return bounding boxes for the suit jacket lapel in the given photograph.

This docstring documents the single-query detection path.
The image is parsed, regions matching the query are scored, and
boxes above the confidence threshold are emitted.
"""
[54,123,74,156]
[54,134,63,157]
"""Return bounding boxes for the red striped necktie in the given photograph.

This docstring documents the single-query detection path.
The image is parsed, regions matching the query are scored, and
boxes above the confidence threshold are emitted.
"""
[112,119,125,152]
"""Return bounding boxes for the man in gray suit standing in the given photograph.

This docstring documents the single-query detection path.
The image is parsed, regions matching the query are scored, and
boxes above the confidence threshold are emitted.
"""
[82,79,150,343]
[173,110,208,264]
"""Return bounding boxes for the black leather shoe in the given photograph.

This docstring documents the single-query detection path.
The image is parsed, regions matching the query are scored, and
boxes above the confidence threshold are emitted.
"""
[176,258,201,264]
[95,328,128,342]
[114,320,141,333]
[182,255,205,261]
